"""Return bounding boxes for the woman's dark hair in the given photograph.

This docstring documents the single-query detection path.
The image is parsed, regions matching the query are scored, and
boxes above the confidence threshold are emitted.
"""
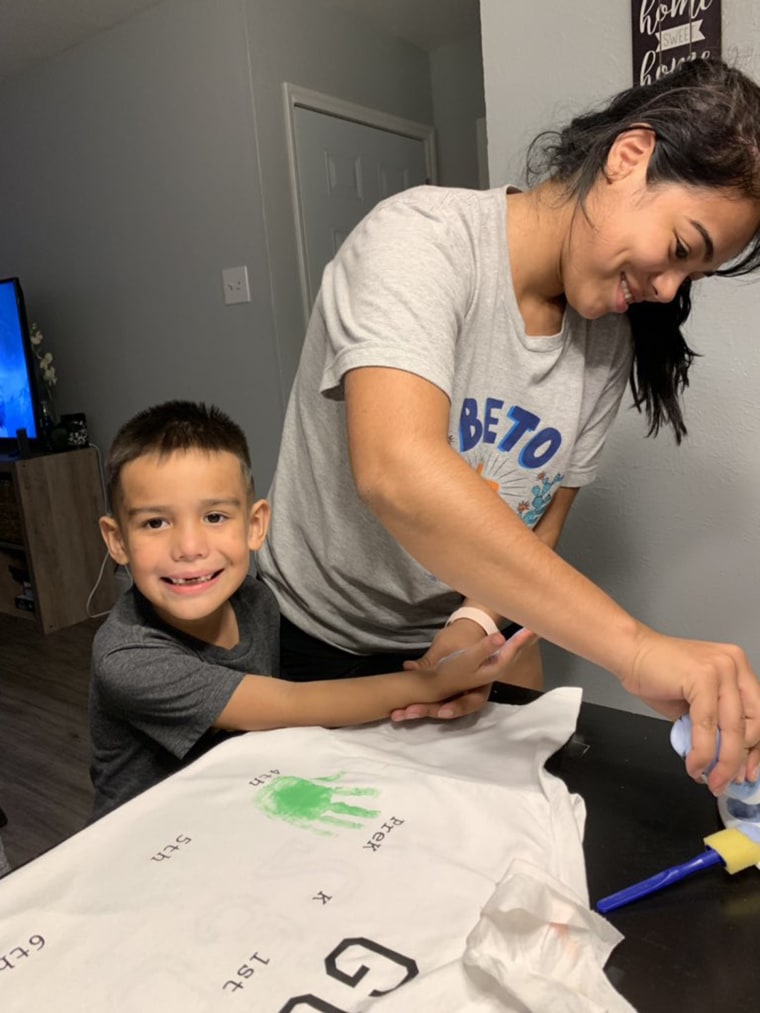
[527,58,760,442]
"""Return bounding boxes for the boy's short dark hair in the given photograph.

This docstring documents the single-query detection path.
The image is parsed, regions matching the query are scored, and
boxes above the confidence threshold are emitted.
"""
[106,400,253,518]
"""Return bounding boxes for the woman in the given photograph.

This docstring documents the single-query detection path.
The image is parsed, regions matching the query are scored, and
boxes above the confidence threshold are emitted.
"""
[259,59,760,795]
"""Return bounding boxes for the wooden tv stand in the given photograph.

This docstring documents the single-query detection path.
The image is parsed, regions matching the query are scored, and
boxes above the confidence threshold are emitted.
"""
[0,447,117,633]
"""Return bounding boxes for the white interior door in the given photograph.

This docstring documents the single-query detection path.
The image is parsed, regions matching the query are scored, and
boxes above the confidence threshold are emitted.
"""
[285,87,435,317]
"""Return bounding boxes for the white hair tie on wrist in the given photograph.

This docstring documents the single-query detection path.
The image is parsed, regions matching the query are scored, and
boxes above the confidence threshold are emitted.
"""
[445,606,500,637]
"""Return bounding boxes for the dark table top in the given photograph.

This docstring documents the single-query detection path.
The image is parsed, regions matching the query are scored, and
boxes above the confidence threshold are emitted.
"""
[490,683,757,1013]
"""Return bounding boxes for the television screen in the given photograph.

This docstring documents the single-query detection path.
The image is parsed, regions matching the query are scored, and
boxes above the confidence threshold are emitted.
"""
[0,277,40,447]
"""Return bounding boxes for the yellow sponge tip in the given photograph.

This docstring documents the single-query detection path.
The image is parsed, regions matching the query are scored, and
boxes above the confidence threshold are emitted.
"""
[704,827,760,874]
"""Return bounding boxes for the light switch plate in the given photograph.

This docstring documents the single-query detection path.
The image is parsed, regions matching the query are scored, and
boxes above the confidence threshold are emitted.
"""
[222,265,251,305]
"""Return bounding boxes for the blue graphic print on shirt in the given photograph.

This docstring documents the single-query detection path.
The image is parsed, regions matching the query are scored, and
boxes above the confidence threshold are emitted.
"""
[459,398,562,469]
[457,398,564,527]
[517,471,564,525]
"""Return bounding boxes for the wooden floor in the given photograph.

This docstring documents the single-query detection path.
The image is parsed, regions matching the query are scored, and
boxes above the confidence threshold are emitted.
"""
[0,612,102,872]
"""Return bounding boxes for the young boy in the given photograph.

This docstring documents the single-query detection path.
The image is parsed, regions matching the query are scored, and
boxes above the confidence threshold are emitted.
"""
[91,400,533,820]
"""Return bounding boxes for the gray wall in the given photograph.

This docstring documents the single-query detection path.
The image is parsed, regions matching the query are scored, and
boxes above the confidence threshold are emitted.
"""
[0,0,462,493]
[246,1,484,388]
[429,35,485,189]
[0,0,283,488]
[482,0,760,715]
[244,0,435,399]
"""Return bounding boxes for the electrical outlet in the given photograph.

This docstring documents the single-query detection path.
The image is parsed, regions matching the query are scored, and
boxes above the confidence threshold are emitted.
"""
[222,265,251,305]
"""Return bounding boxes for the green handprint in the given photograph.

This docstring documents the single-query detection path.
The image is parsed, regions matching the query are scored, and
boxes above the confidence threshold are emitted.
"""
[252,772,380,836]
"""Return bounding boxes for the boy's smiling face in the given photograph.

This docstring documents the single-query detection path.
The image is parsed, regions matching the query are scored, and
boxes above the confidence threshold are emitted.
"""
[100,448,269,639]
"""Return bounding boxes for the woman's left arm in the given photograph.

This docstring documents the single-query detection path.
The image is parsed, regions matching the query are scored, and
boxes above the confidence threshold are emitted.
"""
[391,487,580,721]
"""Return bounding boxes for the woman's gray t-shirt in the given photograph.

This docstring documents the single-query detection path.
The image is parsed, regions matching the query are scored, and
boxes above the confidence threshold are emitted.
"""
[259,186,632,653]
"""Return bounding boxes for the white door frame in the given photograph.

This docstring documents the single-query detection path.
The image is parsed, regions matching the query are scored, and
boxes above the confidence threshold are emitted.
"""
[283,82,437,325]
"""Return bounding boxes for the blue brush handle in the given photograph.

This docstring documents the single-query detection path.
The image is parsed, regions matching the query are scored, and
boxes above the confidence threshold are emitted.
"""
[596,847,723,914]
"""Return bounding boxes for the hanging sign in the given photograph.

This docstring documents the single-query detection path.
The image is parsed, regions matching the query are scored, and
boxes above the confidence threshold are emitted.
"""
[631,1,722,86]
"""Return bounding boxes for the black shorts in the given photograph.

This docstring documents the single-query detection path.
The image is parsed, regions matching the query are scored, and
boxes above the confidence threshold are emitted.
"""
[278,615,523,704]
[279,615,423,681]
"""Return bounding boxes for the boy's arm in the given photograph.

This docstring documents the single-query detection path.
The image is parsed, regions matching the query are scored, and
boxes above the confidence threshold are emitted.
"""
[214,628,534,731]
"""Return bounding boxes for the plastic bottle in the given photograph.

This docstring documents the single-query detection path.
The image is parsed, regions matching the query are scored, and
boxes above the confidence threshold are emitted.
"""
[670,715,760,831]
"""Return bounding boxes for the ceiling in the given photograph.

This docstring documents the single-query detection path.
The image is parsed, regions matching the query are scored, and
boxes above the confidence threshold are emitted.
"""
[324,0,481,51]
[0,0,481,85]
[0,0,163,84]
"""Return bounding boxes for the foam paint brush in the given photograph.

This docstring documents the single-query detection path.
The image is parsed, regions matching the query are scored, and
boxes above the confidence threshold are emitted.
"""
[596,823,760,914]
[597,714,760,914]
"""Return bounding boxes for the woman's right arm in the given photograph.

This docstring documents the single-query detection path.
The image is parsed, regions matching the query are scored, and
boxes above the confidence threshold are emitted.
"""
[343,365,760,792]
[391,486,580,722]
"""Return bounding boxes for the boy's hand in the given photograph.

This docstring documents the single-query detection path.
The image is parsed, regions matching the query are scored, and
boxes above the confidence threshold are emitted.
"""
[392,627,538,723]
[391,619,496,722]
[392,618,490,721]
